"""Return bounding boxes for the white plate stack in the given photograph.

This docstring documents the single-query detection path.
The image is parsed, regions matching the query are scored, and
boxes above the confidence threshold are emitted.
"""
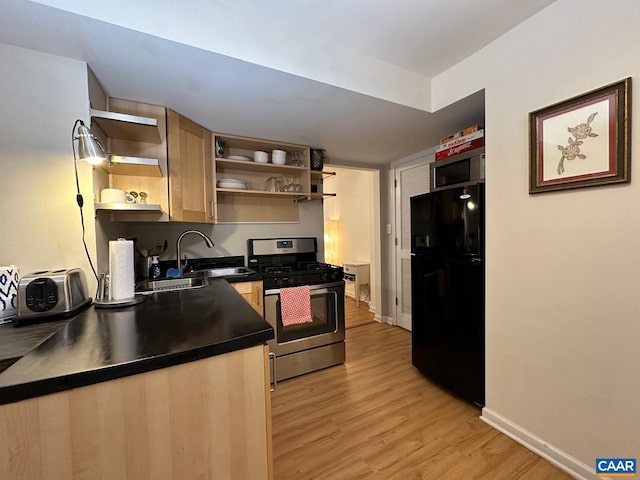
[217,178,248,190]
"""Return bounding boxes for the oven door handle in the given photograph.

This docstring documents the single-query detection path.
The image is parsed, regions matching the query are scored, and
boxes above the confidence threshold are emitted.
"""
[264,280,344,296]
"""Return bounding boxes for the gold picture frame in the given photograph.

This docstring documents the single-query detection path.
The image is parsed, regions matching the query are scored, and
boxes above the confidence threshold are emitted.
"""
[529,78,631,193]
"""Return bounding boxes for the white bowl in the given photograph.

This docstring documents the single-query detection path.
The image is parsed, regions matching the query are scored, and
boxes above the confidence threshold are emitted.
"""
[101,188,127,203]
[272,149,286,164]
[254,151,269,163]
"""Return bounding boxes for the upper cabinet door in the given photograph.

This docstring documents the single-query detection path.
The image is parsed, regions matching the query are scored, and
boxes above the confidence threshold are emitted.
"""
[167,110,215,223]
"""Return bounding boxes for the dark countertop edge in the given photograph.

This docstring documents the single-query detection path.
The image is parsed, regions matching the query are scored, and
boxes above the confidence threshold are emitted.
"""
[0,328,273,406]
[0,276,263,365]
[224,272,263,283]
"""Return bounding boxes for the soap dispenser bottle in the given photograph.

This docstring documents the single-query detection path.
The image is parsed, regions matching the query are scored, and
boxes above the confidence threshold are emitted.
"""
[149,256,161,279]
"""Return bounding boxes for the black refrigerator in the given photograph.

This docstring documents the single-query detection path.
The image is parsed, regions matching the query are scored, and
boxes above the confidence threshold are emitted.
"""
[410,183,485,406]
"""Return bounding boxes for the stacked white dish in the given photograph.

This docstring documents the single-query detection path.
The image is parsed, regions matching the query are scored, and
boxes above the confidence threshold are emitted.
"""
[226,155,250,161]
[217,178,247,190]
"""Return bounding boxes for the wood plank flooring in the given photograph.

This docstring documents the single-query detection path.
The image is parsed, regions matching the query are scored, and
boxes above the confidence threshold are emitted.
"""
[271,322,572,479]
[344,296,376,329]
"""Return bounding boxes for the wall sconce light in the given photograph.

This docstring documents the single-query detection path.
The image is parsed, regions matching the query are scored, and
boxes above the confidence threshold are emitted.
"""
[74,120,107,164]
[71,119,105,283]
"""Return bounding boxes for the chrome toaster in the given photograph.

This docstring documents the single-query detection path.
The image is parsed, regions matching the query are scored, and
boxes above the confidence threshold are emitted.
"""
[15,268,92,324]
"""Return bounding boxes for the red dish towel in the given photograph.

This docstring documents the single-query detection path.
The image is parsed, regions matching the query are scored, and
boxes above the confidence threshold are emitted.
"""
[280,286,313,326]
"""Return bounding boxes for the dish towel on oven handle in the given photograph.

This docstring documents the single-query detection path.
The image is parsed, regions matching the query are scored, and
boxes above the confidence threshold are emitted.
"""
[280,285,313,326]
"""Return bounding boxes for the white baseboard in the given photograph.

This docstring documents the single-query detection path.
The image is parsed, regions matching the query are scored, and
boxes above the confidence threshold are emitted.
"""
[481,408,598,480]
[377,315,393,324]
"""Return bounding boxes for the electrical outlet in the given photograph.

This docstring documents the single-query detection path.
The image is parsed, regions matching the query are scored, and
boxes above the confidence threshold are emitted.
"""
[386,224,392,234]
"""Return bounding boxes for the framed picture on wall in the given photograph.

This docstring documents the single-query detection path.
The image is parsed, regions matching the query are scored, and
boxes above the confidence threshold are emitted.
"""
[529,77,631,193]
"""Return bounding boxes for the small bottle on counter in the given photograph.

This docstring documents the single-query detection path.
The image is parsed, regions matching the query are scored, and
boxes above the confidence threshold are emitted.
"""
[149,256,161,279]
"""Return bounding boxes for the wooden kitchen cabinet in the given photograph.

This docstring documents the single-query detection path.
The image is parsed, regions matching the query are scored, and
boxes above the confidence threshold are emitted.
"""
[91,95,330,225]
[0,344,273,480]
[167,110,215,223]
[214,133,311,223]
[92,98,170,222]
[232,280,264,315]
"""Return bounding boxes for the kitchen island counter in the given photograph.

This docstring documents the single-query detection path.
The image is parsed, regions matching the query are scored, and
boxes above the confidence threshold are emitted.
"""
[0,278,273,405]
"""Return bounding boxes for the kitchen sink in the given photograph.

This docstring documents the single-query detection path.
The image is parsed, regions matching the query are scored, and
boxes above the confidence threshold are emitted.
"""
[183,266,256,279]
[135,277,208,294]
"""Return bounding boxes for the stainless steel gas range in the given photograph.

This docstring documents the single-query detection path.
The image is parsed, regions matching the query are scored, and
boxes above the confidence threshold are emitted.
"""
[248,237,345,382]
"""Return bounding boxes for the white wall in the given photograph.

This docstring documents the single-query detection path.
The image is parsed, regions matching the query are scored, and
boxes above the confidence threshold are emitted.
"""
[0,43,97,292]
[432,0,640,474]
[119,201,324,266]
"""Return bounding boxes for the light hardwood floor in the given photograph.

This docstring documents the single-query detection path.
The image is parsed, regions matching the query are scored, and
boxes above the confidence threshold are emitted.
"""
[345,296,376,329]
[271,322,572,479]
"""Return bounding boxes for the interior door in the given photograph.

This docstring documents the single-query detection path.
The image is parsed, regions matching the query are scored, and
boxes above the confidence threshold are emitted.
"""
[394,157,431,330]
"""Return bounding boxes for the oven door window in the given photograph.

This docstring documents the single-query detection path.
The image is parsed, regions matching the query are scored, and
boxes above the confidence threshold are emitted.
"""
[276,290,338,342]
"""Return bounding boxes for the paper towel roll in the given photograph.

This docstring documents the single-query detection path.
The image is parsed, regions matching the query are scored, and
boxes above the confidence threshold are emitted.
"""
[109,239,135,300]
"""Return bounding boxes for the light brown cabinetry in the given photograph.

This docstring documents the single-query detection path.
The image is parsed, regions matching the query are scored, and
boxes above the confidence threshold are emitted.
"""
[232,280,264,315]
[92,98,169,221]
[167,110,215,223]
[0,345,273,480]
[92,97,326,225]
[214,133,311,223]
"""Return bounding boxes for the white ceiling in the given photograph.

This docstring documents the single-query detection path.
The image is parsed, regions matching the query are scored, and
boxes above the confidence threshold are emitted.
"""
[0,0,556,165]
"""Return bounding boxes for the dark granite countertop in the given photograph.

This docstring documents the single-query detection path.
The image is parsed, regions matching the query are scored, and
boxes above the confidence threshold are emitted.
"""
[0,279,273,405]
[0,317,72,369]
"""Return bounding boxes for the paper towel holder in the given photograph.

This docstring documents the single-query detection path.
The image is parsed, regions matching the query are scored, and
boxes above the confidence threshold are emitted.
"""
[94,273,145,308]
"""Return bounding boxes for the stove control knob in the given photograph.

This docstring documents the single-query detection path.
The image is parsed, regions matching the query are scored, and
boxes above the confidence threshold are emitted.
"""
[320,272,328,282]
[287,277,295,285]
[276,278,284,287]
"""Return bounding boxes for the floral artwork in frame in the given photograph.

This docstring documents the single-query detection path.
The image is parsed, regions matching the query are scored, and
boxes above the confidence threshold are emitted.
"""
[529,77,631,193]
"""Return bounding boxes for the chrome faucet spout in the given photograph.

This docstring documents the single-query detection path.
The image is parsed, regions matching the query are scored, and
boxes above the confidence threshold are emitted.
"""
[176,230,215,270]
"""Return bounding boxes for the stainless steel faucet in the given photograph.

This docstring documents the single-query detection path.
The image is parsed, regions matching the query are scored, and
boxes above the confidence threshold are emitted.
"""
[176,230,215,270]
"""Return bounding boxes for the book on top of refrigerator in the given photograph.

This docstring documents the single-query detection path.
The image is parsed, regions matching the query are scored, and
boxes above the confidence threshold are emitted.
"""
[436,129,484,151]
[439,124,483,145]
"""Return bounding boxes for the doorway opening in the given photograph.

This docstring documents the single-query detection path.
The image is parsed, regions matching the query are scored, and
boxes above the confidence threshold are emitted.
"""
[322,165,381,329]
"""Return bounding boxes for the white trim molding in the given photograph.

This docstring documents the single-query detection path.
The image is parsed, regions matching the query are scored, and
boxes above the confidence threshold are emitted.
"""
[481,408,600,480]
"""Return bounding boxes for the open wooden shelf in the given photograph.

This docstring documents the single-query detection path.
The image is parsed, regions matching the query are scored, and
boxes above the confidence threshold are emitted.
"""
[215,158,308,174]
[91,109,162,144]
[103,155,162,177]
[216,188,307,198]
[94,202,162,212]
[311,170,336,178]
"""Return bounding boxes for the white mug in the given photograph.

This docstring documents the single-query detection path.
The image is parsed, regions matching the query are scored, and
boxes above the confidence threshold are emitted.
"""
[254,151,269,163]
[272,149,286,165]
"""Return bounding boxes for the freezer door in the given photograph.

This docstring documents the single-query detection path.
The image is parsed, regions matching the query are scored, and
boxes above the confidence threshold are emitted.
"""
[410,184,483,256]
